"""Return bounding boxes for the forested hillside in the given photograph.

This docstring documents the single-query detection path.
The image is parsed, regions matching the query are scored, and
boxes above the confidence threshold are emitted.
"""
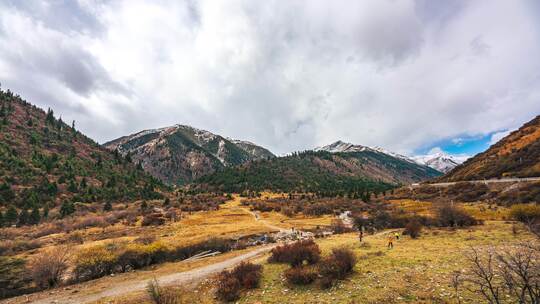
[195,150,441,196]
[0,88,165,226]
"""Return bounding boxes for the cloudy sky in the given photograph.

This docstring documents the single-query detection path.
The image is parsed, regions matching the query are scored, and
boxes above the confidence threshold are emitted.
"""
[1,0,539,157]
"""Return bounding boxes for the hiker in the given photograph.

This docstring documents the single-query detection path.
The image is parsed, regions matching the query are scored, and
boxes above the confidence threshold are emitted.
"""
[387,234,394,249]
[394,231,400,240]
[358,230,363,243]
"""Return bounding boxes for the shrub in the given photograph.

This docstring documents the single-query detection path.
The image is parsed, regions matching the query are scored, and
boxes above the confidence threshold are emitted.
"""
[282,207,295,217]
[284,266,317,285]
[66,231,84,244]
[215,273,241,302]
[73,245,117,281]
[231,262,263,289]
[318,248,356,288]
[135,235,157,245]
[215,262,262,301]
[268,240,321,267]
[436,205,478,227]
[142,213,166,226]
[509,204,540,224]
[510,204,540,237]
[28,246,70,288]
[330,219,351,234]
[404,219,423,239]
[146,278,179,304]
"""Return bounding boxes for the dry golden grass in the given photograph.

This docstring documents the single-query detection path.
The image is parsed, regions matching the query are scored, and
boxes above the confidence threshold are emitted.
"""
[106,221,535,304]
[387,199,511,221]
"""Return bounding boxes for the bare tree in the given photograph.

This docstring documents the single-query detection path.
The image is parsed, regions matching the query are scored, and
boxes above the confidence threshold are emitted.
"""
[461,244,540,304]
[464,247,502,304]
[28,246,71,288]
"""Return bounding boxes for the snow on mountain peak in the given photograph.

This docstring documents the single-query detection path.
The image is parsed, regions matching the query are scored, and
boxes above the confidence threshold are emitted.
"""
[314,140,368,153]
[412,151,469,173]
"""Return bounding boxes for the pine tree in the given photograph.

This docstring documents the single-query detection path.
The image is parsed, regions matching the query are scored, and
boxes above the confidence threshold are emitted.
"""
[68,179,78,193]
[18,209,29,226]
[45,108,55,124]
[30,206,41,225]
[43,204,49,219]
[60,201,75,218]
[5,205,17,225]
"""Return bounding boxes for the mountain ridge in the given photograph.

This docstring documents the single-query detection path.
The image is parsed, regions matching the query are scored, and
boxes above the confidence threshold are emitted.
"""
[104,124,275,185]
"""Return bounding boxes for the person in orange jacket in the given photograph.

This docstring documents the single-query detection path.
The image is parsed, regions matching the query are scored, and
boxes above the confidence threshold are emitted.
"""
[387,234,394,249]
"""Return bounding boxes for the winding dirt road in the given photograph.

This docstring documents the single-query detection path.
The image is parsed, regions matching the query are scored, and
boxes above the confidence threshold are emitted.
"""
[8,244,275,304]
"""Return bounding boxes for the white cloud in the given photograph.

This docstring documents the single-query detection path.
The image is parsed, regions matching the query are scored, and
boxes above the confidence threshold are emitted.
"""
[0,0,539,155]
[489,130,512,145]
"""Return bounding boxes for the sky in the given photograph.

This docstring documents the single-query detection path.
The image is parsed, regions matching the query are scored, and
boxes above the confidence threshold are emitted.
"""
[1,0,539,158]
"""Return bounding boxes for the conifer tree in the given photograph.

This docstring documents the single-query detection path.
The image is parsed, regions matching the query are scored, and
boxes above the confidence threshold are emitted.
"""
[30,206,41,225]
[43,204,49,219]
[60,200,75,218]
[5,205,17,225]
[18,209,29,226]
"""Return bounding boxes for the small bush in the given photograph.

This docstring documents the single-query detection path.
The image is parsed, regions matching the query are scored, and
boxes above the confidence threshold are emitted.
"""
[284,266,317,285]
[404,219,422,239]
[215,262,262,302]
[268,240,321,267]
[436,205,478,227]
[330,219,351,234]
[142,213,166,226]
[66,231,84,244]
[231,262,262,289]
[73,245,117,281]
[216,273,241,302]
[146,278,180,304]
[318,248,356,288]
[28,246,70,288]
[509,204,540,223]
[135,235,157,245]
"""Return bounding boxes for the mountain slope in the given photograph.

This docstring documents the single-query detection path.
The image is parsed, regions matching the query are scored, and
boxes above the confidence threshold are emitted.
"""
[440,115,540,181]
[0,88,164,210]
[104,125,275,184]
[195,146,442,193]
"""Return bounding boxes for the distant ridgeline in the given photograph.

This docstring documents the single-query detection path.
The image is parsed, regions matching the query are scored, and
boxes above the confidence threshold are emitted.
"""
[0,88,165,225]
[193,150,430,197]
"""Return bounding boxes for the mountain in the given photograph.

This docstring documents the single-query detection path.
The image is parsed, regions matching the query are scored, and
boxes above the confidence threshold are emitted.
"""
[104,125,275,184]
[196,143,442,193]
[412,152,468,173]
[315,141,419,164]
[0,88,164,211]
[440,115,540,181]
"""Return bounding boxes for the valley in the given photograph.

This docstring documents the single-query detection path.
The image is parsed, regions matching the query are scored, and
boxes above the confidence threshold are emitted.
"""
[0,89,539,304]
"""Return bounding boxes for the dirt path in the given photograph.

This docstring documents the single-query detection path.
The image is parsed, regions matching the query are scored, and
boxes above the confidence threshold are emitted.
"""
[18,244,275,304]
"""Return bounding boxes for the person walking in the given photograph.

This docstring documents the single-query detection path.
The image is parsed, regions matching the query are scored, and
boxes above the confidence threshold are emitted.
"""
[387,234,394,249]
[358,230,363,243]
[394,231,400,240]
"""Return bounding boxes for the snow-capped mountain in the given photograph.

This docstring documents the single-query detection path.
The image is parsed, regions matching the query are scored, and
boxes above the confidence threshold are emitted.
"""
[412,152,468,173]
[314,140,370,153]
[104,124,274,184]
[313,140,443,182]
[315,141,417,164]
